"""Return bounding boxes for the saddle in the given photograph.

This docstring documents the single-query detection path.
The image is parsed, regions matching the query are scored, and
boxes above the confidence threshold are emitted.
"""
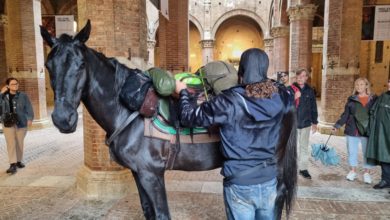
[145,98,219,170]
[144,116,220,144]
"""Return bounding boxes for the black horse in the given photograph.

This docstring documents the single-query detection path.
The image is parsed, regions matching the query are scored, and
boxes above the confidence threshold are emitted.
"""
[40,20,297,220]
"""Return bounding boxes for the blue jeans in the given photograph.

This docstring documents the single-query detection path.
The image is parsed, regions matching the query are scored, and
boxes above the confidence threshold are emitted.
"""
[346,135,372,168]
[223,178,277,220]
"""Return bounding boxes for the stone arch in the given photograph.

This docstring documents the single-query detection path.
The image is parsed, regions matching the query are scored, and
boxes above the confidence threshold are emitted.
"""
[211,9,266,40]
[268,1,274,37]
[272,0,289,27]
[57,0,77,15]
[189,14,204,39]
[41,0,55,15]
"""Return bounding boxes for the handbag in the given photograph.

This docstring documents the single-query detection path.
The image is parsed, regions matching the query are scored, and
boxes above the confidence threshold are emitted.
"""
[3,112,18,127]
[119,70,153,111]
[139,87,159,118]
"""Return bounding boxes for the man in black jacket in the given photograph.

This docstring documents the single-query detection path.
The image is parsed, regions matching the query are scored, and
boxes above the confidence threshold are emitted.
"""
[290,69,318,179]
[176,48,295,219]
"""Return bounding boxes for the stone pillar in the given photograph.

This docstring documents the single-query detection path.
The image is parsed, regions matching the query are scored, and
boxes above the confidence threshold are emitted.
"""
[147,40,156,68]
[0,15,7,81]
[146,0,159,68]
[271,26,289,76]
[5,0,50,129]
[264,37,274,79]
[158,0,189,73]
[77,0,148,198]
[200,39,214,65]
[319,0,362,134]
[287,4,317,80]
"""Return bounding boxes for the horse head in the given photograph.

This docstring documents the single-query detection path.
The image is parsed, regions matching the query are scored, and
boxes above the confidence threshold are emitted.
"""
[41,20,91,133]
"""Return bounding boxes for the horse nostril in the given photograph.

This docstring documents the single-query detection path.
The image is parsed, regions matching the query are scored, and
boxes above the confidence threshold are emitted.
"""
[69,112,77,125]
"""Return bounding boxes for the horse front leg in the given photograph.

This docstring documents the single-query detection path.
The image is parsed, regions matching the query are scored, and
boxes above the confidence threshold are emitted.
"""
[132,171,155,219]
[138,170,170,220]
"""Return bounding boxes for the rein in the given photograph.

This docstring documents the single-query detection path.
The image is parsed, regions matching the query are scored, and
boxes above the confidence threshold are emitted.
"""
[105,111,140,146]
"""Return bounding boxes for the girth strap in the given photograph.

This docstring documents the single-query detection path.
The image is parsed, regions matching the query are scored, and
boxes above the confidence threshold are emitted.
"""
[105,111,140,146]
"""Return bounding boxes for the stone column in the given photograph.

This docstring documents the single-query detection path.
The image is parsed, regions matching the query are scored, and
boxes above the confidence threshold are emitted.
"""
[5,0,50,129]
[146,0,159,68]
[271,26,289,77]
[0,15,7,81]
[77,0,147,198]
[263,37,274,79]
[287,4,317,80]
[157,0,189,73]
[147,40,156,68]
[200,39,214,65]
[319,0,362,134]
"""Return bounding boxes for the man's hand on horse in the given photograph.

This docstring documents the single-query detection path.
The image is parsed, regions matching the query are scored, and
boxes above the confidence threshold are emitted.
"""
[175,79,187,94]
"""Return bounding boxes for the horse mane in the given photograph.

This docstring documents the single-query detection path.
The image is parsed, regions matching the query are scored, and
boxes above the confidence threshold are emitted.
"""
[83,45,133,96]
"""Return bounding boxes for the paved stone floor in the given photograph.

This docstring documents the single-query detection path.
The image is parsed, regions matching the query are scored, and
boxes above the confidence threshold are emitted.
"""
[0,118,390,219]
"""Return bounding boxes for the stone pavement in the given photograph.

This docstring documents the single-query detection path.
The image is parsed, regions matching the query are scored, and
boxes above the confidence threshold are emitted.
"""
[0,120,389,220]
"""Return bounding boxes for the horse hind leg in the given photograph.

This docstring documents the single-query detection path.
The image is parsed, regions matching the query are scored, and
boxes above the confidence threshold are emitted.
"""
[132,171,155,219]
[137,170,171,220]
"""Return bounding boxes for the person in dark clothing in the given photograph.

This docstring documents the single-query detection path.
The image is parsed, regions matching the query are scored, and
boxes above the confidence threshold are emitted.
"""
[333,78,376,184]
[176,48,296,219]
[277,71,289,86]
[366,78,390,190]
[0,77,34,174]
[289,68,318,179]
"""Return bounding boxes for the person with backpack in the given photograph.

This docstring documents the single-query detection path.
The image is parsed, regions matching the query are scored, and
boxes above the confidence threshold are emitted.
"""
[366,78,390,190]
[176,48,297,219]
[333,77,376,183]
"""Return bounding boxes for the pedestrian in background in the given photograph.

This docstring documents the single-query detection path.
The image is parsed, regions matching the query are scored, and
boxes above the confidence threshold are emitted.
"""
[0,77,34,174]
[277,71,289,86]
[333,77,376,184]
[289,68,318,179]
[366,78,390,190]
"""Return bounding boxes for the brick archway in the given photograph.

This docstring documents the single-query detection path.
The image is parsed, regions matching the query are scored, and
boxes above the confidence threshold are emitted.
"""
[211,9,266,40]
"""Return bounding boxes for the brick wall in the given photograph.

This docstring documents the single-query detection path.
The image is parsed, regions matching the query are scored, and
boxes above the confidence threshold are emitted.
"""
[289,19,313,71]
[5,0,47,122]
[77,0,147,171]
[320,0,363,130]
[157,0,188,73]
[0,21,7,82]
[78,0,147,60]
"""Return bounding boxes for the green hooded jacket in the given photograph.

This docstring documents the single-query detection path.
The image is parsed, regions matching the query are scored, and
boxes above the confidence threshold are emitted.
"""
[366,91,390,164]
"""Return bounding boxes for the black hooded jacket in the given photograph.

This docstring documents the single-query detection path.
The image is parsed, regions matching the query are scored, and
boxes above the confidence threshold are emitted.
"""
[334,95,376,136]
[178,49,293,186]
[289,82,318,129]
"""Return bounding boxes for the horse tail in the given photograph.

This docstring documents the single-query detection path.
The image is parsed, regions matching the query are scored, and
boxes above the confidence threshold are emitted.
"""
[275,98,298,219]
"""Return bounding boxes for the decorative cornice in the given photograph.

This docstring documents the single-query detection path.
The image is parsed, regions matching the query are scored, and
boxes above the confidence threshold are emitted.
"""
[271,26,289,38]
[147,40,156,49]
[264,38,274,48]
[287,4,318,22]
[200,39,214,49]
[0,15,8,25]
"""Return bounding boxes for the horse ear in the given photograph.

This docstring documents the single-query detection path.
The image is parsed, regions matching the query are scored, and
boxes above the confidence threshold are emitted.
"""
[74,20,91,43]
[40,25,55,47]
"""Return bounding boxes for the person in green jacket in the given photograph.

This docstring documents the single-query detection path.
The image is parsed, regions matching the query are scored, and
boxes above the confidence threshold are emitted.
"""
[366,78,390,190]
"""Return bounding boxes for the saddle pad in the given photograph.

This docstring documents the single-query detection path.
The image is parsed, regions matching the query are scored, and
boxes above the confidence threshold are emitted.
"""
[144,118,220,144]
